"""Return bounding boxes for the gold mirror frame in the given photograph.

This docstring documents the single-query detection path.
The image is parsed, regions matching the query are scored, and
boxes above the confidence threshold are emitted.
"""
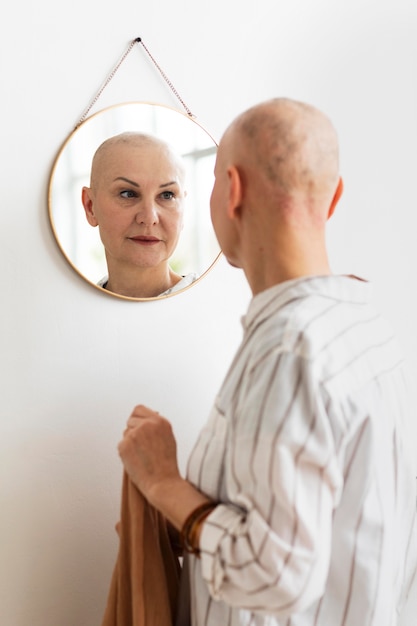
[48,101,221,301]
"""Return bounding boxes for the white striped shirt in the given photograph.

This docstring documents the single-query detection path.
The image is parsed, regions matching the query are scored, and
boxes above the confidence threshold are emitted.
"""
[186,275,417,626]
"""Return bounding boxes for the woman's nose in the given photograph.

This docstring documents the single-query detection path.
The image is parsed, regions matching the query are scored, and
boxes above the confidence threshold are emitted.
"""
[135,200,159,225]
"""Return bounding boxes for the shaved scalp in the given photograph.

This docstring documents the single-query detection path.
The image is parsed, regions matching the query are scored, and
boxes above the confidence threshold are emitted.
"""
[89,131,186,189]
[228,98,340,201]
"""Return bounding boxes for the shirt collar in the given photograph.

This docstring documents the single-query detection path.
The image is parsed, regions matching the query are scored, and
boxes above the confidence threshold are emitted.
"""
[241,274,371,333]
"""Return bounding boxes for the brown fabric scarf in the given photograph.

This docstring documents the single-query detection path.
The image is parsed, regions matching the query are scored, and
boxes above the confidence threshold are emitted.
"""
[101,471,181,626]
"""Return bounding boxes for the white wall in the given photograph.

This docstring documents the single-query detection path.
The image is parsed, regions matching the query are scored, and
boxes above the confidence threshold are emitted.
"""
[1,1,416,624]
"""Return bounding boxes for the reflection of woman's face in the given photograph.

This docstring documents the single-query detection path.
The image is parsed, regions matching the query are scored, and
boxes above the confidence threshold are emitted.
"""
[82,139,186,272]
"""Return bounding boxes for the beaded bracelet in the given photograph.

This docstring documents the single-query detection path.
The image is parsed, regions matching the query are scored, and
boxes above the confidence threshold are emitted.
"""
[180,501,217,556]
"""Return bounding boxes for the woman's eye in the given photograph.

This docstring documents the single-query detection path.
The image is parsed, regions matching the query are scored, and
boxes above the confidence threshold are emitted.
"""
[120,190,137,199]
[160,190,175,200]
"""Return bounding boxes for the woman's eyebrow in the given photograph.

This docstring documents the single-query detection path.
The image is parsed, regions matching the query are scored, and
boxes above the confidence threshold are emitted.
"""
[112,177,178,189]
[113,176,139,187]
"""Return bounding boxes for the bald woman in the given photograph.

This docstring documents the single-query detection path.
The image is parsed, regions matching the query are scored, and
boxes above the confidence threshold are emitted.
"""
[82,132,195,298]
[116,99,417,625]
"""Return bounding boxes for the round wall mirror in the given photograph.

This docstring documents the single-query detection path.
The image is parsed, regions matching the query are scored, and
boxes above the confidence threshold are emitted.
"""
[48,101,221,300]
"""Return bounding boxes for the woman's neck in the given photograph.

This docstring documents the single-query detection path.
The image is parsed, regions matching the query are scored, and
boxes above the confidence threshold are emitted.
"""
[105,265,182,298]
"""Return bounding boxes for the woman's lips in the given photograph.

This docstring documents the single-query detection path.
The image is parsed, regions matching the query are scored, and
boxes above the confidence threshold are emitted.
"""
[129,236,161,245]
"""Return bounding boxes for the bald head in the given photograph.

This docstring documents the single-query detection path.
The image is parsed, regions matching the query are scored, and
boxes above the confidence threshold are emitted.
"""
[89,131,186,190]
[223,98,340,207]
[210,98,343,288]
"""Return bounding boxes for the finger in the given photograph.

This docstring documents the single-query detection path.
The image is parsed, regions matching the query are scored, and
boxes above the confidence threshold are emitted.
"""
[126,416,143,429]
[131,404,160,419]
[118,437,129,456]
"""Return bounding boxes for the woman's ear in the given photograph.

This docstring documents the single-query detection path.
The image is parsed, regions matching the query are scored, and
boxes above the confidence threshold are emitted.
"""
[81,187,99,227]
[327,177,344,220]
[227,165,243,220]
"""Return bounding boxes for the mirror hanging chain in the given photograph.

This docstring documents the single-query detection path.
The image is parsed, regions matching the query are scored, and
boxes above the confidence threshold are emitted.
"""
[76,36,194,129]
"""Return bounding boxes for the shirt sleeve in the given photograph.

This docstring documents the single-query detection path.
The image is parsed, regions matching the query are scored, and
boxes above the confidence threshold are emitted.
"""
[198,348,344,616]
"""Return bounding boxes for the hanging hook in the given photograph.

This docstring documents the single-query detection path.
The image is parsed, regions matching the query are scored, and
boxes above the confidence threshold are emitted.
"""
[75,36,195,128]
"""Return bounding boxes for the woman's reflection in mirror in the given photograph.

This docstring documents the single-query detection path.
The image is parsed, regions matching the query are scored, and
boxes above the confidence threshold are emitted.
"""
[81,132,197,298]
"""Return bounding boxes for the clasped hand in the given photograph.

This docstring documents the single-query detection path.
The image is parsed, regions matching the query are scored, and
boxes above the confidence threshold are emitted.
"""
[118,404,181,506]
